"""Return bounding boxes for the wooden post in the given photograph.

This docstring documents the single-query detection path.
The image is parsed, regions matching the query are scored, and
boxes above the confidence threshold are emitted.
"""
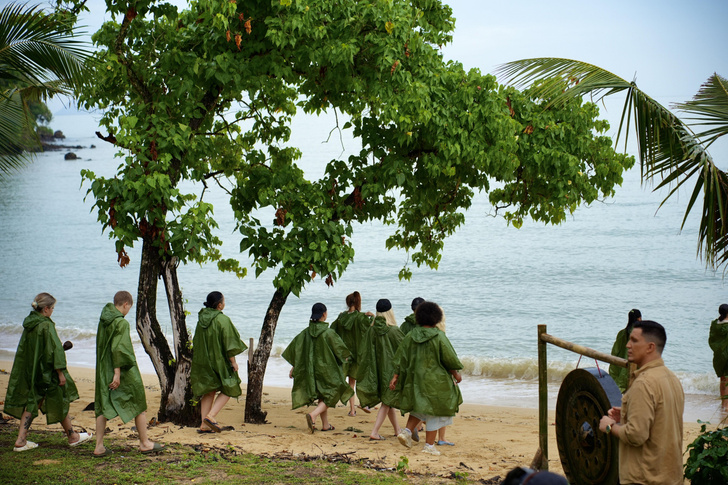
[537,324,548,470]
[248,338,254,364]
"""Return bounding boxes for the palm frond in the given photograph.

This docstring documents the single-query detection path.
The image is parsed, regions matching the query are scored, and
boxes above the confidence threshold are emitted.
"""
[497,57,728,272]
[674,73,728,148]
[0,90,35,178]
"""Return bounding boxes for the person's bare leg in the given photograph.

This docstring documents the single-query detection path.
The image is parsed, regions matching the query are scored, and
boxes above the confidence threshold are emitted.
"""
[369,404,390,439]
[94,415,107,454]
[208,393,231,421]
[14,410,33,447]
[387,406,401,435]
[136,412,156,451]
[199,392,215,429]
[348,377,356,415]
[425,430,437,446]
[319,406,331,430]
[405,415,422,433]
[720,376,728,411]
[308,400,328,427]
[61,415,80,444]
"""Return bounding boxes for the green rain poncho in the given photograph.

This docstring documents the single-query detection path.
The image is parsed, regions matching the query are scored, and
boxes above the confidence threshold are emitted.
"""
[609,327,631,392]
[3,311,79,424]
[399,313,416,335]
[391,326,463,416]
[355,317,404,409]
[190,308,247,398]
[281,320,354,409]
[330,310,372,378]
[709,318,728,378]
[95,303,147,423]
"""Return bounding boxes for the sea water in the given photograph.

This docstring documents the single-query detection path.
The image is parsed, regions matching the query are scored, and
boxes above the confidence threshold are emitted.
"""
[0,112,725,423]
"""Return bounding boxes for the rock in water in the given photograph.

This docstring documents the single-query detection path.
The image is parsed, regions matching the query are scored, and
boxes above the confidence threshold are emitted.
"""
[64,152,78,160]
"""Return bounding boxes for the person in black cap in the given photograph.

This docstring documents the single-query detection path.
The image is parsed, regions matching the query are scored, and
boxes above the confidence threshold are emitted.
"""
[330,291,374,416]
[282,302,354,433]
[400,297,424,336]
[356,298,404,440]
[709,303,728,411]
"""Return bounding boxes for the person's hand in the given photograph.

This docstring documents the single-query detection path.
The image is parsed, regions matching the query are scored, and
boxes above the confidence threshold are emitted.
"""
[289,367,294,379]
[109,374,120,391]
[57,370,66,386]
[607,407,621,423]
[599,415,616,433]
[365,311,374,317]
[452,371,462,384]
[230,360,239,372]
[389,375,398,390]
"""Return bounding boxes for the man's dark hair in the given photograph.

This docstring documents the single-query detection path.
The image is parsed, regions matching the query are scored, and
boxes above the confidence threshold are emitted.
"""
[415,301,442,327]
[633,320,667,353]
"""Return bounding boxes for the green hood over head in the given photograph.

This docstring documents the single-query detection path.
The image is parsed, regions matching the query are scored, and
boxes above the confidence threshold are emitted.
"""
[409,325,440,343]
[22,311,48,330]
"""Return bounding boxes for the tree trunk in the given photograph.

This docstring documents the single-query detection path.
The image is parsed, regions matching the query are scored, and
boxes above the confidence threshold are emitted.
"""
[244,287,289,424]
[135,236,197,426]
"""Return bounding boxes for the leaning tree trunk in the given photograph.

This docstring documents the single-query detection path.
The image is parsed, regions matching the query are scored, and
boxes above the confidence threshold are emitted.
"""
[135,236,198,426]
[244,287,289,424]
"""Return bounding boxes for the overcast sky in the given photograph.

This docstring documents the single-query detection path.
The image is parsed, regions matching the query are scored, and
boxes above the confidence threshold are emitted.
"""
[56,0,728,164]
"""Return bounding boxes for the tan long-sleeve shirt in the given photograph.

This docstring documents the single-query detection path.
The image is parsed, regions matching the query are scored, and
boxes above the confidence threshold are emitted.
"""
[615,358,684,485]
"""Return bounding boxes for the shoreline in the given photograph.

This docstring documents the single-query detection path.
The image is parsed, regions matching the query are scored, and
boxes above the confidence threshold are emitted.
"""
[0,362,709,482]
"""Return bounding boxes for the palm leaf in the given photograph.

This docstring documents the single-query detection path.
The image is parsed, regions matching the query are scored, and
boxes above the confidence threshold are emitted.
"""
[674,73,728,148]
[0,89,35,178]
[497,58,728,271]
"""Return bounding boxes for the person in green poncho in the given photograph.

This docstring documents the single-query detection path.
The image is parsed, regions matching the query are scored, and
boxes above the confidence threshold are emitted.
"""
[190,291,247,433]
[330,291,374,417]
[709,303,728,412]
[609,309,641,392]
[94,291,163,456]
[356,299,404,440]
[389,301,463,456]
[4,293,92,452]
[282,302,354,433]
[399,297,424,336]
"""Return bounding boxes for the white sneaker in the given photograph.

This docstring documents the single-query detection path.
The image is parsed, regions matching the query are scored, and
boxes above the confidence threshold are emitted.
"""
[397,428,413,448]
[422,443,441,455]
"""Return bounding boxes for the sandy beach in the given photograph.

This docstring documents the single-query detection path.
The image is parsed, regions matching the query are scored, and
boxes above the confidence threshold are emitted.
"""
[0,361,704,482]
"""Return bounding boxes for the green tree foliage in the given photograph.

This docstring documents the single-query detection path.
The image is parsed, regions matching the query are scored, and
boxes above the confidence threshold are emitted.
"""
[79,0,632,423]
[0,2,88,176]
[498,58,728,271]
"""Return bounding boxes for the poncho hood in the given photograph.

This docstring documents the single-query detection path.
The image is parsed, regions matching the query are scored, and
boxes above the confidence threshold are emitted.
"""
[22,311,48,330]
[99,303,124,328]
[307,320,329,338]
[409,325,440,343]
[372,316,391,336]
[197,307,221,329]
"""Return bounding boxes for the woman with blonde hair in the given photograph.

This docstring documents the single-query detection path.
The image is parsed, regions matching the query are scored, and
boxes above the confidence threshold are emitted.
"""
[356,299,404,440]
[330,291,374,416]
[3,293,92,451]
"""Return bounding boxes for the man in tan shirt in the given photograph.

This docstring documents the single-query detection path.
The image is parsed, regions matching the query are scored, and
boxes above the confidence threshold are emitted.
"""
[599,320,684,485]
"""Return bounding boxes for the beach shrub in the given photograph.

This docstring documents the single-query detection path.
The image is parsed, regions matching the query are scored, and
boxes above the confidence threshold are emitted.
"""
[684,423,728,484]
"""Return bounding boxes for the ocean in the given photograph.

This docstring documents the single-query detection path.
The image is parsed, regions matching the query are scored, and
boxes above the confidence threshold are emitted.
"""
[1,112,725,423]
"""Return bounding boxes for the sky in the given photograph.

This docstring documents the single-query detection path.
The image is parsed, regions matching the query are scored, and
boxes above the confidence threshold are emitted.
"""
[48,0,728,165]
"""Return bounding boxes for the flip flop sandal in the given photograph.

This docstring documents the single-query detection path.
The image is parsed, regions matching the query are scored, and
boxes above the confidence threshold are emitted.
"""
[347,411,356,417]
[306,414,315,434]
[140,443,165,454]
[437,440,455,446]
[203,418,222,433]
[93,449,113,457]
[70,432,93,447]
[369,435,386,441]
[357,405,372,414]
[197,429,214,434]
[13,441,38,452]
[321,425,335,431]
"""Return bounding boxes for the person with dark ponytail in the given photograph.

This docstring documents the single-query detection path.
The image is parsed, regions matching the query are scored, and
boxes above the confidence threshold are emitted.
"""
[708,303,728,412]
[190,292,247,433]
[4,293,92,451]
[330,291,374,416]
[609,309,641,392]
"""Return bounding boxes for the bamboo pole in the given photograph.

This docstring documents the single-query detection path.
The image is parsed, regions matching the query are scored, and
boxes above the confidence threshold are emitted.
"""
[537,324,548,470]
[540,332,628,368]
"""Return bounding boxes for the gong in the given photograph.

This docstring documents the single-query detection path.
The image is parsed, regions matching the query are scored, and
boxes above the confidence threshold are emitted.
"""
[555,368,622,485]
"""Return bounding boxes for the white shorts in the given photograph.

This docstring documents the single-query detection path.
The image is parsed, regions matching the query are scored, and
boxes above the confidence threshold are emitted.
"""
[410,413,453,431]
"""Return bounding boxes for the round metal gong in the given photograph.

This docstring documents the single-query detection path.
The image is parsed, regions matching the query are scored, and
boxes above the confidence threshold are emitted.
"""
[555,368,622,485]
